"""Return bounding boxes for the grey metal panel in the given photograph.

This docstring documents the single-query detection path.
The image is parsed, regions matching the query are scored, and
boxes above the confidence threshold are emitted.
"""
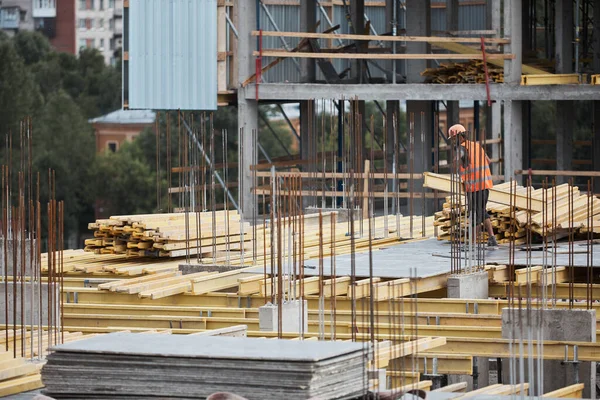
[128,0,216,110]
[260,4,301,83]
[459,5,486,31]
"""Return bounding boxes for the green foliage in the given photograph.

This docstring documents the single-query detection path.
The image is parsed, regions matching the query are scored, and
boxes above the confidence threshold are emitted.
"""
[33,91,96,234]
[92,138,163,216]
[0,32,121,243]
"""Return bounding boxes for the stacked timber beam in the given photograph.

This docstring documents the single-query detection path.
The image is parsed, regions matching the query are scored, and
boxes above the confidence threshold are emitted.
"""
[81,211,434,271]
[425,173,600,243]
[85,211,248,258]
[421,61,504,84]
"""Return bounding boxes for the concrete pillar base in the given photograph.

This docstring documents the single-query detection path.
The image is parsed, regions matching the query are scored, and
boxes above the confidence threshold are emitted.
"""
[259,300,308,334]
[447,271,489,390]
[501,308,596,398]
[447,271,488,299]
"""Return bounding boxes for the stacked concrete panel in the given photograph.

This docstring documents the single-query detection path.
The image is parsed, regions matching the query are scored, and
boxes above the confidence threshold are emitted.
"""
[41,332,368,399]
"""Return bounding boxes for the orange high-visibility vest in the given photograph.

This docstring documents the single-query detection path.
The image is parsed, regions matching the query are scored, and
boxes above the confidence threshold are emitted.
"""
[459,140,493,192]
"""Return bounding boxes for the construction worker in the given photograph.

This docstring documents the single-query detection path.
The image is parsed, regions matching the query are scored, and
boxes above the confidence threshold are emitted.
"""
[448,124,498,248]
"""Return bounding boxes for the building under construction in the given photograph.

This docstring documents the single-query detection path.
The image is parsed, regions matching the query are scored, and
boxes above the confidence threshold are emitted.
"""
[2,0,600,399]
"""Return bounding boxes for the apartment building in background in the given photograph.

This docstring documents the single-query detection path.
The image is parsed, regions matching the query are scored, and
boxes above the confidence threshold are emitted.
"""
[75,0,122,65]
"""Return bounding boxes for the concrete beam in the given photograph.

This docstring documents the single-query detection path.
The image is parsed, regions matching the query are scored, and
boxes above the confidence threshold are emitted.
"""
[248,84,600,101]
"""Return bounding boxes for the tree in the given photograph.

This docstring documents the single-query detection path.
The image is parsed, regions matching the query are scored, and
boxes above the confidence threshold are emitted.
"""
[33,91,96,236]
[12,31,51,66]
[0,40,39,141]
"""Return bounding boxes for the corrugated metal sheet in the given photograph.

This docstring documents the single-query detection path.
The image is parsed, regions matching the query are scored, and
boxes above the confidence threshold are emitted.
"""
[128,0,216,110]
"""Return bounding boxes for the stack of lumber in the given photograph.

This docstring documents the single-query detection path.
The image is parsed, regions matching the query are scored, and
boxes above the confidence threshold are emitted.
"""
[85,211,250,258]
[425,172,600,244]
[80,211,435,269]
[42,332,367,399]
[421,60,503,84]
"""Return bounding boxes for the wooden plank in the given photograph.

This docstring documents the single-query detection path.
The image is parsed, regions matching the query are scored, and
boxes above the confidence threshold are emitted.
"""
[521,73,585,85]
[432,382,468,393]
[542,383,584,398]
[253,50,515,60]
[375,337,447,368]
[251,30,510,44]
[430,41,547,75]
[191,268,259,295]
[0,374,43,397]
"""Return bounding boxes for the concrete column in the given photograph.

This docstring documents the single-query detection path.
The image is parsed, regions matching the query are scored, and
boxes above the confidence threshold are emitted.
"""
[446,0,459,139]
[595,0,600,73]
[503,101,523,180]
[406,0,431,83]
[556,101,574,183]
[385,0,400,82]
[300,101,312,163]
[236,0,258,217]
[407,101,433,215]
[446,0,458,33]
[555,0,574,74]
[594,102,600,190]
[351,0,365,83]
[522,101,531,170]
[447,271,490,390]
[554,0,574,184]
[446,101,460,129]
[503,0,523,181]
[300,0,316,83]
[485,103,501,176]
[501,309,596,398]
[386,100,400,174]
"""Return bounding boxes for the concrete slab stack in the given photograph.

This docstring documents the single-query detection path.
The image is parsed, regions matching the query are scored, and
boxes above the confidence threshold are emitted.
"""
[41,332,368,399]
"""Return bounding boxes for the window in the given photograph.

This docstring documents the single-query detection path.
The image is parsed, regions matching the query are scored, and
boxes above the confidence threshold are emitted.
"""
[86,38,94,48]
[3,7,19,21]
[99,38,104,49]
[78,18,86,28]
[78,39,86,50]
[108,0,115,8]
[79,0,86,10]
[98,18,103,29]
[19,10,26,22]
[109,18,114,30]
[107,142,118,152]
[98,0,103,10]
[89,0,95,10]
[109,38,115,50]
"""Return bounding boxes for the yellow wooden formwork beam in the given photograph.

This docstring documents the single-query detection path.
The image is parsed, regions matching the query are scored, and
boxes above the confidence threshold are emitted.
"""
[0,374,43,397]
[489,282,600,301]
[591,75,600,85]
[260,276,321,297]
[386,371,420,386]
[513,266,567,285]
[484,383,529,396]
[192,268,259,295]
[432,382,468,393]
[392,380,433,393]
[395,353,473,375]
[543,383,584,398]
[521,73,586,85]
[374,337,446,368]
